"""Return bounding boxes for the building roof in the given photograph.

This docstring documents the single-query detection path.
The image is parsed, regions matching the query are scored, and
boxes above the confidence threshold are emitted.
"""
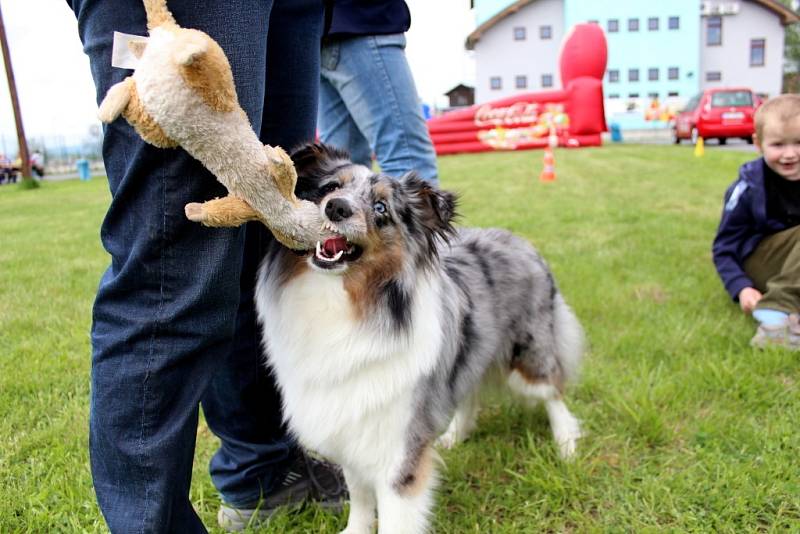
[466,0,537,50]
[465,0,799,50]
[751,0,800,25]
[445,83,475,96]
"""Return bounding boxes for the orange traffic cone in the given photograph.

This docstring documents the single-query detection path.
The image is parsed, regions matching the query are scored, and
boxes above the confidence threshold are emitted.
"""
[540,147,556,182]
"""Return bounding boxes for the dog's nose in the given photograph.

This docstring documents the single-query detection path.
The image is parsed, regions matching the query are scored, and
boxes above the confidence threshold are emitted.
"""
[325,198,353,222]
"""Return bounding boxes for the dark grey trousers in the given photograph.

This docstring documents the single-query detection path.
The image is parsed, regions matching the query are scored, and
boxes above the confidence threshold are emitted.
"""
[745,225,800,314]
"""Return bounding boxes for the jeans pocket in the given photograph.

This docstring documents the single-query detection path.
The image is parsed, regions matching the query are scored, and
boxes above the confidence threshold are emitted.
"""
[321,41,340,71]
[372,33,407,50]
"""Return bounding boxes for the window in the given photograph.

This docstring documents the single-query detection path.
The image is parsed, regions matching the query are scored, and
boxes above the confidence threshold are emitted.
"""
[629,93,640,98]
[540,25,552,39]
[711,90,753,107]
[628,18,639,32]
[668,16,680,30]
[628,68,640,82]
[668,91,679,97]
[609,94,620,99]
[648,17,659,31]
[490,77,502,90]
[706,71,722,82]
[515,75,528,89]
[608,69,620,82]
[648,68,659,81]
[751,39,765,66]
[588,19,599,25]
[683,94,701,112]
[541,74,554,88]
[707,16,722,46]
[608,19,619,33]
[648,92,659,99]
[513,27,526,41]
[668,67,679,80]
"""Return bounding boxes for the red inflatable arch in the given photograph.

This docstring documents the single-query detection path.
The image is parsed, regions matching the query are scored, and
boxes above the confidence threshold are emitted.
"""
[428,23,608,155]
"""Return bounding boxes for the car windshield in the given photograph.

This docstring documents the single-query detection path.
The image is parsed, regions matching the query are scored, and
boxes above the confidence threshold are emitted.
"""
[683,95,701,112]
[711,91,753,108]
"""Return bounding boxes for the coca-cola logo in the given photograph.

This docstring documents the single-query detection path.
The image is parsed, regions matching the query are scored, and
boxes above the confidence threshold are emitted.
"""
[474,101,559,127]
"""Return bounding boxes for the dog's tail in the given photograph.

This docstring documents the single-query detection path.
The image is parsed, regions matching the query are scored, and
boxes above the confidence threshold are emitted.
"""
[143,0,178,31]
[553,293,585,384]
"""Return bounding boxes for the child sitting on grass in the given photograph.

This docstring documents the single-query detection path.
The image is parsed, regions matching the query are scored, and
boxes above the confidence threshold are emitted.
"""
[713,93,800,348]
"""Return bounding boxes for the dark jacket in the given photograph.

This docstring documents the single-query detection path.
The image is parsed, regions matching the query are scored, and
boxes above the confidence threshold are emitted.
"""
[325,0,411,38]
[712,158,788,300]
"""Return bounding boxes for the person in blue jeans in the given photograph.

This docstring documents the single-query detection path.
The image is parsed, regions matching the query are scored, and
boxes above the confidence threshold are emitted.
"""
[67,1,343,532]
[319,0,439,185]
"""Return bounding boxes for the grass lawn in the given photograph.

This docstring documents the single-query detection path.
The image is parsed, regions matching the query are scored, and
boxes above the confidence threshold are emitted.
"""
[1,145,798,533]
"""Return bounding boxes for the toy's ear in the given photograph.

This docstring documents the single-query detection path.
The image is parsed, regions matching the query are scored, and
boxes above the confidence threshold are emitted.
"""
[174,36,208,66]
[127,39,148,59]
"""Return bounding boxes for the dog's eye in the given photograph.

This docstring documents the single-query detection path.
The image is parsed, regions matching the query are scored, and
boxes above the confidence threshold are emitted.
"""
[373,201,387,214]
[320,182,339,195]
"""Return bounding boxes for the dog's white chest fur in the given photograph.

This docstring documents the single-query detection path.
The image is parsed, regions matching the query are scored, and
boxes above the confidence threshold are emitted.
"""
[257,269,443,474]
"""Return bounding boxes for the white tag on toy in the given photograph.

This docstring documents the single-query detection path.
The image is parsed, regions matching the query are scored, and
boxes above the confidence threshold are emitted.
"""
[112,32,148,70]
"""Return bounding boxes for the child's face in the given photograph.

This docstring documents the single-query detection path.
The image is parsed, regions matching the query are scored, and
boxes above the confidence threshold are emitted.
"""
[756,117,800,181]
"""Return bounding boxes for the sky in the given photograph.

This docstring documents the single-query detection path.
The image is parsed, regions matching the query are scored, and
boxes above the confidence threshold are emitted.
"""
[0,0,476,152]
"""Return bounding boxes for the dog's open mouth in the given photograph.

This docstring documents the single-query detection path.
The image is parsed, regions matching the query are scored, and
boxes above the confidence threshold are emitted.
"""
[312,235,363,269]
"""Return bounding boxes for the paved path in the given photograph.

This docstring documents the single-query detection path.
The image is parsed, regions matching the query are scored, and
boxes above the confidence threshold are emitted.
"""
[606,129,758,153]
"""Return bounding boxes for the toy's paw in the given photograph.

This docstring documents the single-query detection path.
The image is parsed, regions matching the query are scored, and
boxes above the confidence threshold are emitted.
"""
[184,202,208,223]
[264,145,298,204]
[184,196,261,228]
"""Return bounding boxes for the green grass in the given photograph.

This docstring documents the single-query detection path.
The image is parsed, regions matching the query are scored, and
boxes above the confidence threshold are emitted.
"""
[2,146,798,533]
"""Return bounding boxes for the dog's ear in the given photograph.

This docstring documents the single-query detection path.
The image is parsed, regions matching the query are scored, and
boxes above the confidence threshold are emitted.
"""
[401,172,458,239]
[290,142,351,178]
[289,143,352,199]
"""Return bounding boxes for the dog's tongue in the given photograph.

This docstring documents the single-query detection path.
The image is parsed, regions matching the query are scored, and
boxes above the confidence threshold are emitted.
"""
[323,236,348,256]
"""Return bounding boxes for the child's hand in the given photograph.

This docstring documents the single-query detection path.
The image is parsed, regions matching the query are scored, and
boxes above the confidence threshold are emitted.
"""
[738,287,763,314]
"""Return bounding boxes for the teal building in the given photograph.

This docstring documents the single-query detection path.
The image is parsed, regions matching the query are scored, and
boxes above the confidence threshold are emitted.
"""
[564,1,701,129]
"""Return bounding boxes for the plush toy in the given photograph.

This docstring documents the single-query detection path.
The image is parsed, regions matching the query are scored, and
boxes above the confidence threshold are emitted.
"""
[97,0,326,250]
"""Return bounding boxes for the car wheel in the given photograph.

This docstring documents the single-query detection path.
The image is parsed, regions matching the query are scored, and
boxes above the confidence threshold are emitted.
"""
[745,137,754,145]
[673,130,681,144]
[690,127,699,145]
[719,138,727,145]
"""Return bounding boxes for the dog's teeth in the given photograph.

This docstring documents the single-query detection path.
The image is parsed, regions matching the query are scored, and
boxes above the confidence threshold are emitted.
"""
[315,241,323,259]
[331,250,344,261]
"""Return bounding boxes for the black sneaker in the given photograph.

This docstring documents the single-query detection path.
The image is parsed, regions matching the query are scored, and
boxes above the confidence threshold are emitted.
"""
[217,451,347,532]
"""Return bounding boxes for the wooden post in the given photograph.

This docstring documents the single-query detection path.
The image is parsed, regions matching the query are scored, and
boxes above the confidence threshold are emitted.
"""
[0,3,32,181]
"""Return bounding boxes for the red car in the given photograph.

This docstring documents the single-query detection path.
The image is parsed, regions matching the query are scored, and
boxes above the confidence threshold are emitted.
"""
[673,87,758,145]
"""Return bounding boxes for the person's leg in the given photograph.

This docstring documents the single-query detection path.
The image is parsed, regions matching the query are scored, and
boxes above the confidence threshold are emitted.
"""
[745,226,800,314]
[201,0,327,512]
[744,226,800,347]
[321,34,439,184]
[70,0,273,531]
[319,41,373,167]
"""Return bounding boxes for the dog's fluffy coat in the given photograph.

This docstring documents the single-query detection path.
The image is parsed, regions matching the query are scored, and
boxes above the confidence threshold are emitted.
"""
[255,144,585,534]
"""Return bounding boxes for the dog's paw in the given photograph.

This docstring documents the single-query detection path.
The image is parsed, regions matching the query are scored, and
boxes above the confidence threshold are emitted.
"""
[435,429,460,450]
[553,418,583,460]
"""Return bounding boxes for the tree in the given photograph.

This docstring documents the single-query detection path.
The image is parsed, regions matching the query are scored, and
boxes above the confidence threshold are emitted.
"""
[779,0,800,91]
[0,2,36,188]
[780,0,800,72]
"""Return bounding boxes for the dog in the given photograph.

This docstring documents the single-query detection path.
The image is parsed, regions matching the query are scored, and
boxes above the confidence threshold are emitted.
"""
[254,143,585,534]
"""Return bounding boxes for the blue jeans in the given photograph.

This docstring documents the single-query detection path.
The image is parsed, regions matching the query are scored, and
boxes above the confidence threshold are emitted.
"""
[67,1,323,532]
[319,33,439,184]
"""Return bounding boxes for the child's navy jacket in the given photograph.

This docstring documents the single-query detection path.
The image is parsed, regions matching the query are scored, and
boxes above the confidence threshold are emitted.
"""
[712,157,788,300]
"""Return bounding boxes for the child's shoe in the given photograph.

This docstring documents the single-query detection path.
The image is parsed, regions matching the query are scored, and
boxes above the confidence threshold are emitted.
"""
[750,313,800,350]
